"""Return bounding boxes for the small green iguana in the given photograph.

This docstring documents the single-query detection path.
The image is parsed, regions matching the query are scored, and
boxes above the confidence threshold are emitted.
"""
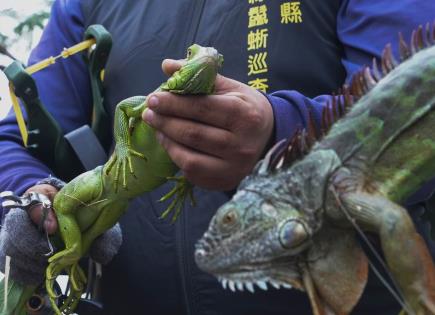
[195,26,435,315]
[2,44,223,315]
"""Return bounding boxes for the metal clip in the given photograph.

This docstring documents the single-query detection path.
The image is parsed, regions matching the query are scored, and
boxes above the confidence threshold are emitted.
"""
[1,191,51,211]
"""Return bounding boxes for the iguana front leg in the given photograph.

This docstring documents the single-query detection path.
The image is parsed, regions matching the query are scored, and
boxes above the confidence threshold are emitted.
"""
[339,192,435,315]
[105,96,148,191]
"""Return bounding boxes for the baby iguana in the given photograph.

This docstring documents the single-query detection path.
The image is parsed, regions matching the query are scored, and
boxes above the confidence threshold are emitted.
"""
[195,26,435,315]
[42,44,223,314]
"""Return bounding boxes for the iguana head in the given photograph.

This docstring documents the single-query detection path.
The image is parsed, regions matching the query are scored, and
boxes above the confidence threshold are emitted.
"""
[195,145,342,292]
[161,44,223,94]
[195,175,308,292]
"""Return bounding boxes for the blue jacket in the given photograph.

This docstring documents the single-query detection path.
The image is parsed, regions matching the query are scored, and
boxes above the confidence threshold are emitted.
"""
[0,0,434,314]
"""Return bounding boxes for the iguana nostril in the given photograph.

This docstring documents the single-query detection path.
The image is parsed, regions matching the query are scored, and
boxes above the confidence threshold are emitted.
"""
[195,248,208,267]
[196,249,206,257]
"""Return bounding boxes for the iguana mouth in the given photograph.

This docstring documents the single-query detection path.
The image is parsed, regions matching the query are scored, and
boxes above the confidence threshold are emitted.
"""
[216,272,293,293]
[205,255,303,293]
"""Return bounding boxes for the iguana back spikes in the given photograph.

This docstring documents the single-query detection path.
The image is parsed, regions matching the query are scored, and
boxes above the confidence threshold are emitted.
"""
[254,87,353,175]
[399,22,435,60]
[257,22,435,177]
[271,132,310,171]
[346,22,435,99]
[325,33,435,202]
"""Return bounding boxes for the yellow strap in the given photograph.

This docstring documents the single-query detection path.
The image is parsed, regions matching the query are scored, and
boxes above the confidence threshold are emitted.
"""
[8,38,96,147]
[9,82,28,146]
[25,38,96,75]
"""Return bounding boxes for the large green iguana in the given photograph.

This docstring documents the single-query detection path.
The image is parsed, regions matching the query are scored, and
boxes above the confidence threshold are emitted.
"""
[194,26,435,315]
[1,44,223,315]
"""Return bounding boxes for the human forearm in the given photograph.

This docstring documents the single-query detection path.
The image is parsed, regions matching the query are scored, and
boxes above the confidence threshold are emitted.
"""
[266,91,331,143]
[0,139,53,194]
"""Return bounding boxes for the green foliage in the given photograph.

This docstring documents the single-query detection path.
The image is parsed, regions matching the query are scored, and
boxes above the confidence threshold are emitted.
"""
[13,11,50,37]
[0,1,53,62]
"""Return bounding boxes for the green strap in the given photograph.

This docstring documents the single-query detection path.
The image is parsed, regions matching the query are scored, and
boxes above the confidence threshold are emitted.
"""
[4,61,83,180]
[84,24,113,152]
[3,25,112,181]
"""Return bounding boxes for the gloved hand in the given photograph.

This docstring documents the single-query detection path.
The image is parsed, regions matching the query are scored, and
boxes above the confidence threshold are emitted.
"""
[0,207,123,285]
[0,207,50,285]
[89,222,123,265]
[0,181,123,286]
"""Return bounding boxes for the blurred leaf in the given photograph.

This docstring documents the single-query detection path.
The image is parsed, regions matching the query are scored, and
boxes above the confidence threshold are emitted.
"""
[0,9,18,19]
[13,12,50,36]
[0,33,8,47]
[0,1,52,66]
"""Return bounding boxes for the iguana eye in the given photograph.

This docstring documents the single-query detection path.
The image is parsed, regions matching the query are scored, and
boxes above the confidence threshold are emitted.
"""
[222,211,238,226]
[279,219,308,249]
[215,205,240,233]
[186,48,193,59]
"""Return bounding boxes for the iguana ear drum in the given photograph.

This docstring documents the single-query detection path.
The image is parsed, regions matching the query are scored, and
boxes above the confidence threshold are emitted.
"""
[279,219,308,249]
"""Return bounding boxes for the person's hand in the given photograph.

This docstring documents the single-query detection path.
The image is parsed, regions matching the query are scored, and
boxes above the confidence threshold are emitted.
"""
[25,184,59,234]
[142,59,274,190]
[0,183,123,285]
[23,183,123,264]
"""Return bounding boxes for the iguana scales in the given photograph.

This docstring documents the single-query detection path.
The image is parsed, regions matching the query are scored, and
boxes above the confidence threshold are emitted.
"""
[1,44,223,315]
[195,25,435,315]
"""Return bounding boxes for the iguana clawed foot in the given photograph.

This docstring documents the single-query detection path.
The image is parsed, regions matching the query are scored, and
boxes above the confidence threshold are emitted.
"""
[53,264,86,315]
[46,246,86,314]
[105,145,147,191]
[159,176,195,222]
[46,262,86,315]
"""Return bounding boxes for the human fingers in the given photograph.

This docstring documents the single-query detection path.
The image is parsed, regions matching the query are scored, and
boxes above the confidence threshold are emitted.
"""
[144,72,274,190]
[157,133,246,190]
[161,58,184,76]
[144,92,242,131]
[26,204,58,235]
[25,184,59,234]
[144,109,234,158]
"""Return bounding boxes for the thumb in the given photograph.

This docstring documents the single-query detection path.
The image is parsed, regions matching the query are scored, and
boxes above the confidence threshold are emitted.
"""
[27,204,58,235]
[25,184,59,234]
[162,58,185,76]
[213,74,244,95]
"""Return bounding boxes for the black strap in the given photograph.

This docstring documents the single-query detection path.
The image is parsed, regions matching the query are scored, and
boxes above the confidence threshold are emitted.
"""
[65,125,107,170]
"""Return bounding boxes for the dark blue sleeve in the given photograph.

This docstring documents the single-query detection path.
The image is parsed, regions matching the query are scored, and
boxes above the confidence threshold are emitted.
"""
[0,0,90,194]
[268,0,435,142]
